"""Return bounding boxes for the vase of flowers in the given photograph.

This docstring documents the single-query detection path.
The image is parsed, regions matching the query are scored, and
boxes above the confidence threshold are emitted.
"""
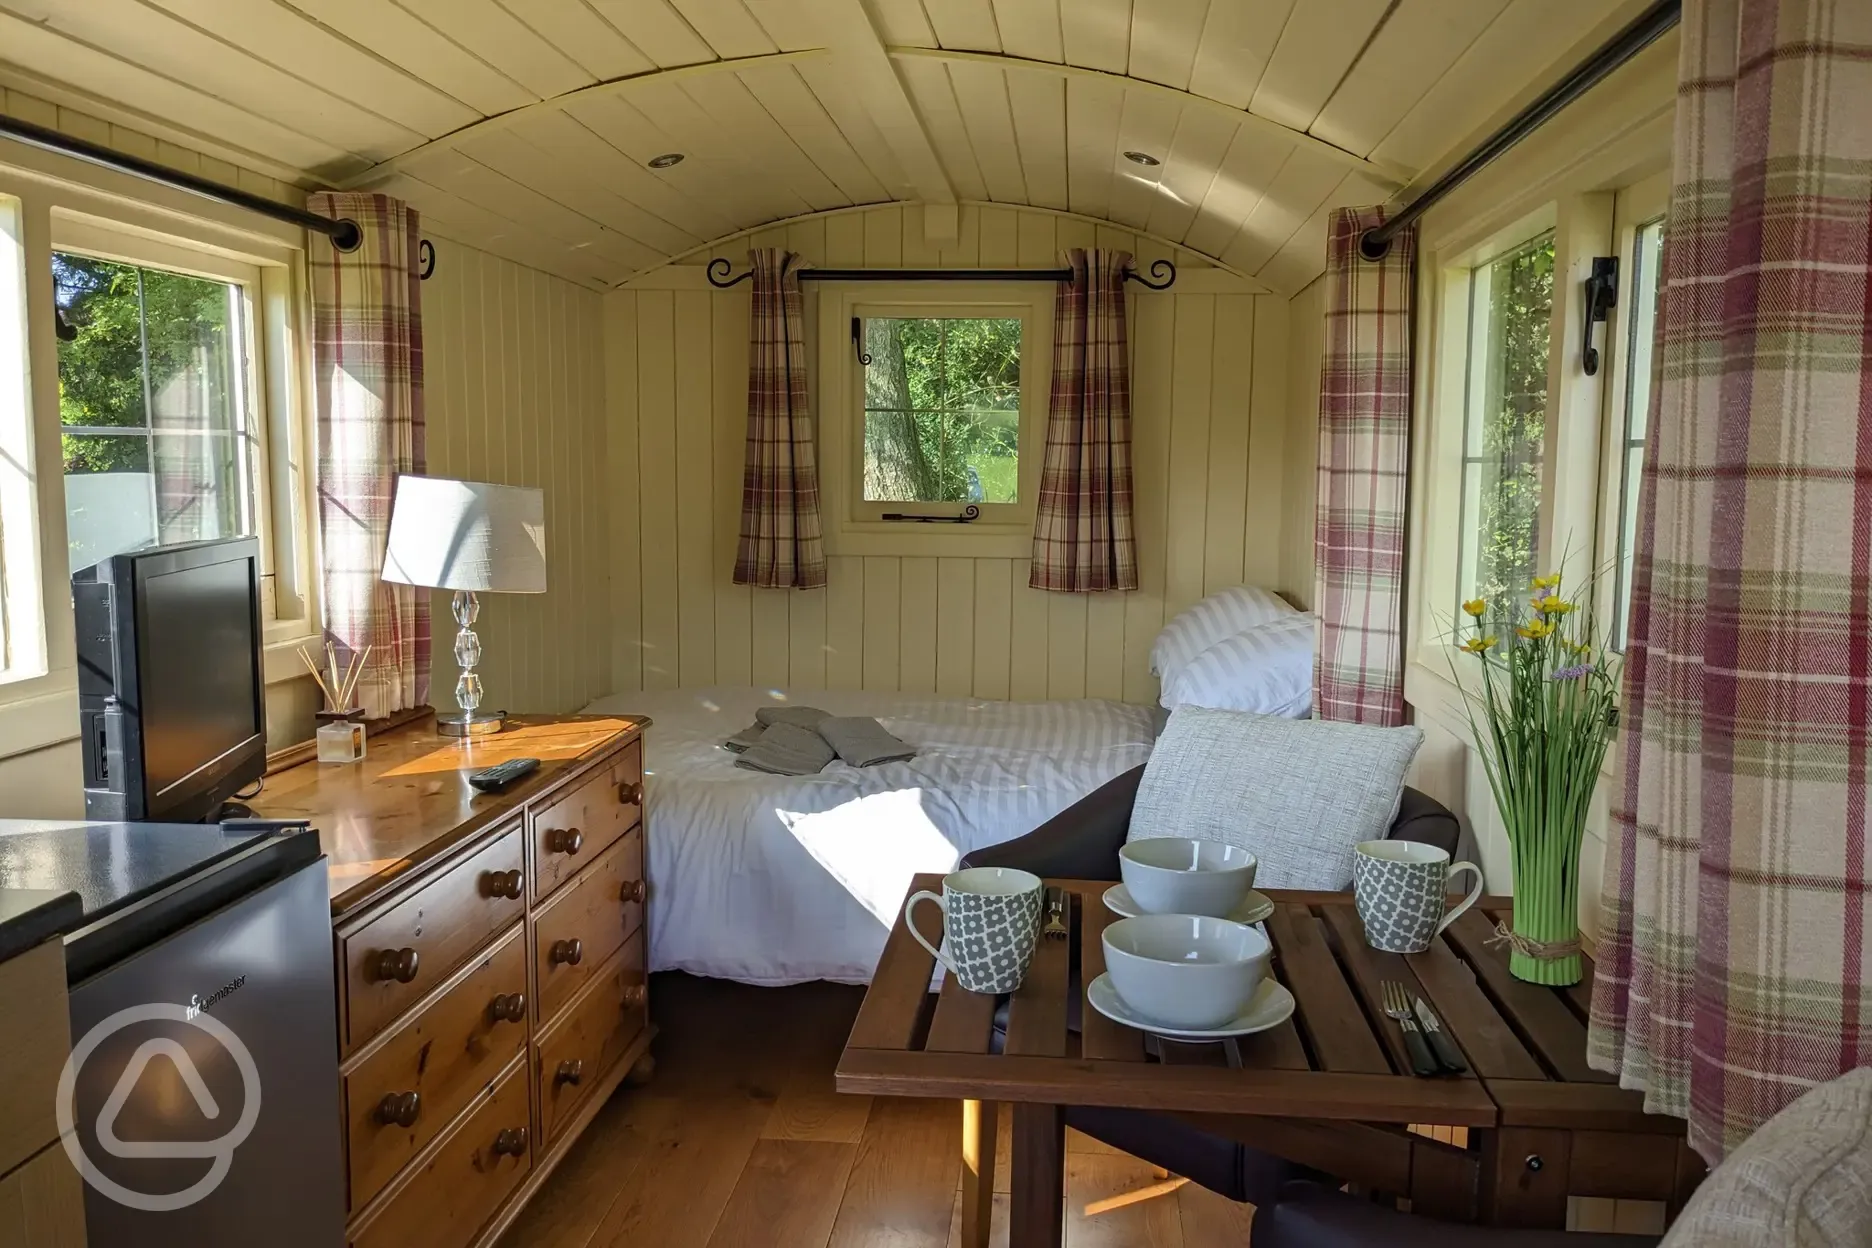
[1454,571,1620,986]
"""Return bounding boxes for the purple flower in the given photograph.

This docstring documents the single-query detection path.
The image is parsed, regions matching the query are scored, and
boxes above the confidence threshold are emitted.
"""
[1550,663,1595,681]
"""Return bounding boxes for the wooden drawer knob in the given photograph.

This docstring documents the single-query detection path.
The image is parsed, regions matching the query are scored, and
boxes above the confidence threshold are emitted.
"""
[550,938,584,967]
[617,780,643,806]
[484,868,523,899]
[622,879,647,904]
[555,1059,584,1087]
[489,992,526,1023]
[548,827,584,855]
[622,982,647,1008]
[376,1091,421,1128]
[493,1127,529,1158]
[374,947,420,984]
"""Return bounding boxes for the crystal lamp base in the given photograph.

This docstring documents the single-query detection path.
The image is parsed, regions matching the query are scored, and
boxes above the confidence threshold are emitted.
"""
[444,589,506,736]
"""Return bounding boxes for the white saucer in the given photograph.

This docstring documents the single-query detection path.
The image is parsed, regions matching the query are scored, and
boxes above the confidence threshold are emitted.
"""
[1102,883,1274,925]
[1087,972,1296,1041]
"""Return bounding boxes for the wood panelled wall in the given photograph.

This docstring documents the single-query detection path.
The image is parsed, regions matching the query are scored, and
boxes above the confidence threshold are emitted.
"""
[423,239,611,715]
[1280,276,1326,610]
[605,203,1292,705]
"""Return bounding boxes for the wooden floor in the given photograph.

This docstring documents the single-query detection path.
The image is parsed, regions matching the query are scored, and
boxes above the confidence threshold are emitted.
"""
[498,973,1258,1248]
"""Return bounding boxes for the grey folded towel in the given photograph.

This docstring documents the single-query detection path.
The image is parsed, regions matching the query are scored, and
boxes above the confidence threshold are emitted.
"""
[818,716,915,767]
[755,706,832,729]
[722,722,767,753]
[733,721,837,776]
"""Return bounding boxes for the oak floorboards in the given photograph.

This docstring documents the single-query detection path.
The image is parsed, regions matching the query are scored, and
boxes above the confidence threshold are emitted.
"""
[498,973,1256,1248]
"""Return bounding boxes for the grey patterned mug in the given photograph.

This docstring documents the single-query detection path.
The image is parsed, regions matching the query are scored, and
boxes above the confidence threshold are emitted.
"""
[905,867,1044,994]
[1352,841,1485,954]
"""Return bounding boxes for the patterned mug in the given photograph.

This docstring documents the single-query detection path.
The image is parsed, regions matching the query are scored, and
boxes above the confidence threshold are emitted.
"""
[1352,840,1485,954]
[905,867,1044,994]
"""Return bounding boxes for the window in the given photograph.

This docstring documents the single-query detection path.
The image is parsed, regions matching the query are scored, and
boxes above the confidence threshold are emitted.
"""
[860,315,1021,507]
[54,251,260,572]
[1456,232,1556,616]
[820,286,1049,556]
[1612,218,1664,647]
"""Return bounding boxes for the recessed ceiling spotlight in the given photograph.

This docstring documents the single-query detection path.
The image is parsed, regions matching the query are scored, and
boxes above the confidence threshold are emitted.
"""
[1123,150,1161,166]
[648,152,685,169]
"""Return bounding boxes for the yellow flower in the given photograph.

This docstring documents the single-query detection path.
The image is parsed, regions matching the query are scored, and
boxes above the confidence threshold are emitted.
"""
[1460,636,1498,654]
[1538,596,1575,615]
[1517,620,1552,640]
[1531,573,1562,591]
[1461,598,1486,618]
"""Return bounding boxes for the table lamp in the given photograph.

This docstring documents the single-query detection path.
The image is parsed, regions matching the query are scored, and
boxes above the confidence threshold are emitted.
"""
[381,475,546,737]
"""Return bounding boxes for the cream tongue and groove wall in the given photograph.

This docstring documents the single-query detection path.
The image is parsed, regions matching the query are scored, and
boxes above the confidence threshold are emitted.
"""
[605,202,1292,704]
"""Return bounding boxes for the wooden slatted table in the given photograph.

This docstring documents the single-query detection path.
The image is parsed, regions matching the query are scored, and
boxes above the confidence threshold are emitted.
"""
[835,877,1705,1246]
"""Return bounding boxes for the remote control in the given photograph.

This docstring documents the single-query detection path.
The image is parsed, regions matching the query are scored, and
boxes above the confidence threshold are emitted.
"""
[469,757,541,793]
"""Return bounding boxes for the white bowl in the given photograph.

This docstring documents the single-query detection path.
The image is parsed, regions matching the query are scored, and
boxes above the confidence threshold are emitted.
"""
[1101,914,1271,1031]
[1118,838,1258,917]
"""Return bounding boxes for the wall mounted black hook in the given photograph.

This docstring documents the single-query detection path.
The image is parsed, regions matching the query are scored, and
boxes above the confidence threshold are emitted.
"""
[1581,255,1618,375]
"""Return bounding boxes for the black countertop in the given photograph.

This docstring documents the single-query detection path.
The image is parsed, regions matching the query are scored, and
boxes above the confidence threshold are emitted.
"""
[0,819,322,979]
[0,886,82,964]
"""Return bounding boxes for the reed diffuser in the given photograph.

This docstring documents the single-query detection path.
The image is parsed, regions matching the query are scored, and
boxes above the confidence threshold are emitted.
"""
[1453,570,1621,985]
[301,643,371,763]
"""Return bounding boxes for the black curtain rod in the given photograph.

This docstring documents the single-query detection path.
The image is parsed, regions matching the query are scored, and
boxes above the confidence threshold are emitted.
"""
[1360,0,1681,260]
[706,257,1177,290]
[0,110,363,251]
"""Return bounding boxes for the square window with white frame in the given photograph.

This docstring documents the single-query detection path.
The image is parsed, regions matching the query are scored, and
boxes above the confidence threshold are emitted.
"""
[54,250,262,573]
[820,285,1049,557]
[1456,230,1556,617]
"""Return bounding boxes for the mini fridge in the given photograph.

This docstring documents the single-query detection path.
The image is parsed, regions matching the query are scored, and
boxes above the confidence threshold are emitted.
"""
[0,819,343,1247]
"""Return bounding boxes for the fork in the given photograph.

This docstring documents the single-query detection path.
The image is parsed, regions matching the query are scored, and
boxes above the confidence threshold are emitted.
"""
[1043,887,1068,940]
[1381,980,1440,1076]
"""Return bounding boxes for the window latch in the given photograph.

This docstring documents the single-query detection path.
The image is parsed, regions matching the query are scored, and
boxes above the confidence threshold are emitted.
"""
[881,506,981,524]
[1581,255,1618,376]
[851,317,871,367]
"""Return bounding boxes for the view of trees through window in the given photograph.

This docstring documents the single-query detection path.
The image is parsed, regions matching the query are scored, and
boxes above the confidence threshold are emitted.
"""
[1459,233,1555,617]
[862,316,1020,505]
[54,251,254,572]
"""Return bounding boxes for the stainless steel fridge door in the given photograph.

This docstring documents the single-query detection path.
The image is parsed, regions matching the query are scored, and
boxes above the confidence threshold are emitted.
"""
[65,858,343,1247]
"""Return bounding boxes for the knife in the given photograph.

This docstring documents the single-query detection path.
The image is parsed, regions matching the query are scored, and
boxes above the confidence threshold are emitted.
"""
[1413,997,1468,1073]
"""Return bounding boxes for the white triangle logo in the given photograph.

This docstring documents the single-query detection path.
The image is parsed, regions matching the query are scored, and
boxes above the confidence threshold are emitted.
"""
[96,1038,224,1160]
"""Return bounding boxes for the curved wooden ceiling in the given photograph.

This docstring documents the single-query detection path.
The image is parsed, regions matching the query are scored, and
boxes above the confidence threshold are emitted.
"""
[0,0,1645,293]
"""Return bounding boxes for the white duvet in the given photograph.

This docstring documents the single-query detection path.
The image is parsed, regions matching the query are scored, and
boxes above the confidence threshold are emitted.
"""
[580,686,1159,985]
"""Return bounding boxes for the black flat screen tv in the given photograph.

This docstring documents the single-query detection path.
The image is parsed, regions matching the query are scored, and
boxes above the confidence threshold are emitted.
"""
[74,536,267,823]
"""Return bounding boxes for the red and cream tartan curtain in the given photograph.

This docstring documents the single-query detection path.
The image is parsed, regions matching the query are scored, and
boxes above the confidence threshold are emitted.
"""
[1587,0,1872,1163]
[306,191,429,719]
[733,248,825,589]
[1030,248,1138,592]
[1313,208,1412,726]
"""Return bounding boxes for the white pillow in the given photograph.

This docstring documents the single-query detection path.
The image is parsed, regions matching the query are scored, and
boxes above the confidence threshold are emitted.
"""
[1150,586,1295,679]
[1161,613,1316,716]
[1129,708,1424,891]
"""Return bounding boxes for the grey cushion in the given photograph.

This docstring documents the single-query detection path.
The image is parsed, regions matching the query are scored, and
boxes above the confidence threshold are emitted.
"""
[1128,707,1424,891]
[1661,1068,1872,1247]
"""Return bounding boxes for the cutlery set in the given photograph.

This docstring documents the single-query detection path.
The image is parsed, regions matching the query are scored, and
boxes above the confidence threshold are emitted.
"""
[1380,980,1467,1076]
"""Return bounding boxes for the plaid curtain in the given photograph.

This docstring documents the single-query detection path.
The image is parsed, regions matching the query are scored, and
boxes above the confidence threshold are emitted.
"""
[734,248,825,589]
[1030,249,1138,592]
[1587,0,1872,1163]
[307,191,429,719]
[1314,208,1412,726]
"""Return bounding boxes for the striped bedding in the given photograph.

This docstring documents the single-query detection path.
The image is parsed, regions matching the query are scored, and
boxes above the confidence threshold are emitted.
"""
[580,686,1159,985]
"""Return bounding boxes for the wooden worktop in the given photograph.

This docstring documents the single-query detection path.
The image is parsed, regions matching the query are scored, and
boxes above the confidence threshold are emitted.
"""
[250,712,647,918]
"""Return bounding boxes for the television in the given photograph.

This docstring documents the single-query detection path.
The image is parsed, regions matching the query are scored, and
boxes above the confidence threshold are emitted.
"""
[74,537,267,823]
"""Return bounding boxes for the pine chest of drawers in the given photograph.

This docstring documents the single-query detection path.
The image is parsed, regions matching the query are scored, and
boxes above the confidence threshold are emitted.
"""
[254,713,653,1248]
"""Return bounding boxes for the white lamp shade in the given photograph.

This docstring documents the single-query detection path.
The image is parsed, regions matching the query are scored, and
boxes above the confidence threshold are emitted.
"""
[381,475,546,593]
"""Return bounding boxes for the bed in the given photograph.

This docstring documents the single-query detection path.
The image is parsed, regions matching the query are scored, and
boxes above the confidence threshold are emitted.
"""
[579,686,1159,985]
